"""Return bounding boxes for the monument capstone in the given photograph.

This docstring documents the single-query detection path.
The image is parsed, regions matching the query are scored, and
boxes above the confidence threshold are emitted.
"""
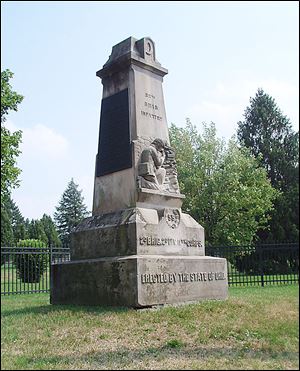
[50,36,228,307]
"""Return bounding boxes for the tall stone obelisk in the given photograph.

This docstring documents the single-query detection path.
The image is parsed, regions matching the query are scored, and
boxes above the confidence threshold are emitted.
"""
[50,37,228,307]
[92,36,184,214]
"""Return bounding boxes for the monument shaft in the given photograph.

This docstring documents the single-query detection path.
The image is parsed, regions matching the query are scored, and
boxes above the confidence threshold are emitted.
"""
[93,37,181,215]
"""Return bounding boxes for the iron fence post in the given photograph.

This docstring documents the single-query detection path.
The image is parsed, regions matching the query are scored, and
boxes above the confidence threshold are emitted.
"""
[258,245,264,287]
[49,245,53,287]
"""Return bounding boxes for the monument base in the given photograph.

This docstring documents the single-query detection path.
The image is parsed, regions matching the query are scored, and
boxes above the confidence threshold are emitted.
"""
[68,207,206,260]
[50,255,228,307]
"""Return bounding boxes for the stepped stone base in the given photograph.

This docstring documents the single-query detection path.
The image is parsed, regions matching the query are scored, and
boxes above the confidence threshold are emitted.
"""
[69,207,205,260]
[50,255,228,307]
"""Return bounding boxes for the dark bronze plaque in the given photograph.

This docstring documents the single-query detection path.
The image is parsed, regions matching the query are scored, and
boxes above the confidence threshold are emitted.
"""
[96,89,132,176]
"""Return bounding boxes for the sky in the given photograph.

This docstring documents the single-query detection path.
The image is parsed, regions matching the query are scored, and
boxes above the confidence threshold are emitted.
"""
[1,1,299,220]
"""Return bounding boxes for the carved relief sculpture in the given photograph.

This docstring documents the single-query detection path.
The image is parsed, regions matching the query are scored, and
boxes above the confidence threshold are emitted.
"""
[138,138,166,191]
[138,138,180,194]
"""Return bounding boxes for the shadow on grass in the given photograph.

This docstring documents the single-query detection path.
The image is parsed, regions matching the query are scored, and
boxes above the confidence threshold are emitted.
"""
[15,345,299,369]
[1,303,130,317]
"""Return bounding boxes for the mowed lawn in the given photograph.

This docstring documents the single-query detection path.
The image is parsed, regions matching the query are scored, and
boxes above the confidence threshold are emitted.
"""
[1,285,299,370]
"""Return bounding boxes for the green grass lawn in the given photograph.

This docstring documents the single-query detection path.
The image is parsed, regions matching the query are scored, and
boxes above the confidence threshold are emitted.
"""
[1,285,299,370]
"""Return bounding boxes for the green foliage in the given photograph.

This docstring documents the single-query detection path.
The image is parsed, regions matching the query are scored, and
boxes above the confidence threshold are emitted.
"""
[15,239,47,283]
[234,248,298,275]
[1,195,26,246]
[237,88,298,188]
[24,216,61,247]
[40,214,62,247]
[1,69,24,121]
[8,196,26,241]
[1,69,23,200]
[169,120,277,246]
[54,178,89,246]
[1,204,14,248]
[237,88,299,242]
[1,126,22,199]
[27,219,48,245]
[165,339,184,348]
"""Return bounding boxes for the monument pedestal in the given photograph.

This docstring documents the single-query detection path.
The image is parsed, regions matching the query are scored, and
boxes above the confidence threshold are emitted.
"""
[51,207,227,307]
[51,255,227,307]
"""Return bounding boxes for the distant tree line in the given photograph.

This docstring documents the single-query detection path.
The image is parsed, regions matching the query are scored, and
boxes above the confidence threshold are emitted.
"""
[1,179,89,247]
[1,195,60,246]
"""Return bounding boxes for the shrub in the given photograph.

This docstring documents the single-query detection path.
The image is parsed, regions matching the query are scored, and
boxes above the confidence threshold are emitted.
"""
[15,239,48,283]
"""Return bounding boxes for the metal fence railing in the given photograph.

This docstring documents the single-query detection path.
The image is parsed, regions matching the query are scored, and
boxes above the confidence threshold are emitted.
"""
[1,246,70,295]
[206,242,299,287]
[1,243,299,295]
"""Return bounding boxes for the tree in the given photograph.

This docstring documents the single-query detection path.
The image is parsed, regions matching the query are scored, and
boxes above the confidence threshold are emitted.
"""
[169,120,277,246]
[15,239,48,283]
[1,69,23,200]
[54,179,89,246]
[1,195,26,245]
[9,197,26,241]
[237,88,299,242]
[1,203,14,246]
[40,214,62,247]
[27,219,48,245]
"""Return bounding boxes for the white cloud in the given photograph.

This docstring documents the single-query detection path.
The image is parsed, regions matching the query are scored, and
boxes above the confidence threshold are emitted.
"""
[186,78,299,140]
[7,120,71,219]
[6,121,69,160]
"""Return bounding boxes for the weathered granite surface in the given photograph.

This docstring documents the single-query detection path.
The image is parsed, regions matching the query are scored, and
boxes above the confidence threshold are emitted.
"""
[50,36,228,307]
[92,36,183,215]
[51,255,227,307]
[70,207,204,260]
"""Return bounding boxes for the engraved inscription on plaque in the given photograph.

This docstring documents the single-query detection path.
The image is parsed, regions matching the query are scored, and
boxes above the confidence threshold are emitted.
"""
[96,89,132,176]
[140,271,226,284]
[140,92,163,121]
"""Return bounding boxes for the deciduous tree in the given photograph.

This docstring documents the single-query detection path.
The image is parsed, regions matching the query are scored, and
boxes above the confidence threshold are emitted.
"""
[1,69,23,200]
[169,120,277,246]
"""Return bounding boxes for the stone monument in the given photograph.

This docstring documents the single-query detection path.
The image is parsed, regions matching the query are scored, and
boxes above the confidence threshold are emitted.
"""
[50,36,228,307]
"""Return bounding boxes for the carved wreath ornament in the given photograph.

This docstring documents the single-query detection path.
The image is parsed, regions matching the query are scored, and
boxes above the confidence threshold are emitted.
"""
[164,209,180,229]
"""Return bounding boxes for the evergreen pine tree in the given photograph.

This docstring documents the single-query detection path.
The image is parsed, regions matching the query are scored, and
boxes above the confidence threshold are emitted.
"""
[237,88,299,242]
[54,178,89,246]
[9,197,26,241]
[27,219,48,244]
[40,214,62,247]
[1,203,14,246]
[1,195,26,245]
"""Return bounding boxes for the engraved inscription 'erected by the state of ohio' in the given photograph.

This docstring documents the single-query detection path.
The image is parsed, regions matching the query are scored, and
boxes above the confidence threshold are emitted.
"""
[140,271,226,284]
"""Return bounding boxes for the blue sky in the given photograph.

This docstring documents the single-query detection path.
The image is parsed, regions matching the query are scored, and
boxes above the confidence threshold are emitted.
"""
[1,1,299,220]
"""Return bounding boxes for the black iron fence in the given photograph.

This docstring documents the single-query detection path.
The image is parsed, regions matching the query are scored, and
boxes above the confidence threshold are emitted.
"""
[1,246,70,295]
[206,242,299,286]
[1,243,298,295]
